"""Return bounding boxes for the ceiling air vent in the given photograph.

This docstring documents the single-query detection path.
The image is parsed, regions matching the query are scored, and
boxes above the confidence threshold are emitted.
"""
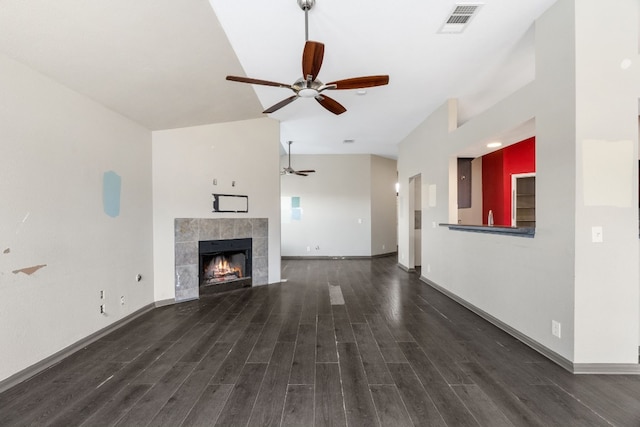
[439,4,482,34]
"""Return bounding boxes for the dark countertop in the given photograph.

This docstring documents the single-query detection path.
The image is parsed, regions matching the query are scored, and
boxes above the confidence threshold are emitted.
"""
[439,223,535,237]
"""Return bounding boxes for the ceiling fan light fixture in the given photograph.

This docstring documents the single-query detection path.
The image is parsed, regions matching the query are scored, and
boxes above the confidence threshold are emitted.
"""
[299,88,318,98]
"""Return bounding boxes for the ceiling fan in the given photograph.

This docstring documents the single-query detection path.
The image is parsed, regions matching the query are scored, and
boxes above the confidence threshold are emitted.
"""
[226,0,389,115]
[282,141,315,176]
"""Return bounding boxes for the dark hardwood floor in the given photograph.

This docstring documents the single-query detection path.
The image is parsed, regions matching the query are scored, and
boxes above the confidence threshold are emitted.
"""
[2,257,640,426]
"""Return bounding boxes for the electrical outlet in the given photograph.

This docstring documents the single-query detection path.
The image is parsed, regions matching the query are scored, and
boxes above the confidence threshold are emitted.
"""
[99,290,105,299]
[100,304,106,315]
[136,274,142,282]
[121,296,125,305]
[306,246,310,252]
[552,320,561,338]
[382,244,386,250]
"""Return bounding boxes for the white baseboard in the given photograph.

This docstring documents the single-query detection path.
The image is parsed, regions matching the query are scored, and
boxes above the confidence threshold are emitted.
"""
[420,276,640,375]
[0,299,174,393]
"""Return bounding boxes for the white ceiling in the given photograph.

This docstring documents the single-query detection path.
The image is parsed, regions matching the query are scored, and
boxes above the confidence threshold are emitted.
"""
[0,0,557,157]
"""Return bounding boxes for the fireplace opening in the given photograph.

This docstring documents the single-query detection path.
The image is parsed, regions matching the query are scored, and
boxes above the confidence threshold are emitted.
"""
[199,238,252,292]
[202,252,245,284]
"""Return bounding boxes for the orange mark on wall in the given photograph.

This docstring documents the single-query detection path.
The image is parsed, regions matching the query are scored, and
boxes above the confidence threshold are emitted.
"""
[12,264,47,275]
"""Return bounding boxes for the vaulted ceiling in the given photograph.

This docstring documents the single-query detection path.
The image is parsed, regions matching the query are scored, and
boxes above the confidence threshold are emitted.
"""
[0,0,558,157]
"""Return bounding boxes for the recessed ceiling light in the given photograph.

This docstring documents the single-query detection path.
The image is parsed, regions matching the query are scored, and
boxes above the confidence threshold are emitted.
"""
[343,139,355,144]
[487,141,502,148]
[356,90,367,95]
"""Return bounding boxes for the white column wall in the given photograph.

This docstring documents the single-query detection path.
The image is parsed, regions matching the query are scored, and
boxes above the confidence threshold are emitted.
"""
[572,0,640,363]
[152,118,281,302]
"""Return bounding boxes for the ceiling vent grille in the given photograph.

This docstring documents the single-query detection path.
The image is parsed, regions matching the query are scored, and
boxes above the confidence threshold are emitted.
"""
[439,4,482,34]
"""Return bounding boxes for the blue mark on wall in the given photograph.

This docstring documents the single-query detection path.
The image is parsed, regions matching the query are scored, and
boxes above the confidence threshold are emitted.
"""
[103,171,121,218]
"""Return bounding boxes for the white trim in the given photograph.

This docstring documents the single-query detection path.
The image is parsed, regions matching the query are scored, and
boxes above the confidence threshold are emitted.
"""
[0,300,173,393]
[511,172,535,227]
[420,276,640,375]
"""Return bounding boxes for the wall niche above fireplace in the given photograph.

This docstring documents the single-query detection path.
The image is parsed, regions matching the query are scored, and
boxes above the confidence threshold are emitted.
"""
[174,218,268,302]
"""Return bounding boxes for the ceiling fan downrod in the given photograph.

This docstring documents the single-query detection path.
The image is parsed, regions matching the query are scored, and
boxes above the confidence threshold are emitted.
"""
[297,0,315,41]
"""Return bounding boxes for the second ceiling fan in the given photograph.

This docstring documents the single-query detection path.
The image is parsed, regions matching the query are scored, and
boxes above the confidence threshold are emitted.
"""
[226,0,389,115]
[282,141,315,176]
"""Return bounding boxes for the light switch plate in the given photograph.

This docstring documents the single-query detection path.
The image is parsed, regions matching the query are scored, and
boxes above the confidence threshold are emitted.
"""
[591,226,603,243]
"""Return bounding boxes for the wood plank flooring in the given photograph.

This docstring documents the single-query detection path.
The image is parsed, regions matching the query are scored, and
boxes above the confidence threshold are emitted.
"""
[2,257,640,426]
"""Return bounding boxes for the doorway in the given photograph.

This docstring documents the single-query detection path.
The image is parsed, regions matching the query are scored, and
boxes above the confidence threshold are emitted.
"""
[408,174,422,271]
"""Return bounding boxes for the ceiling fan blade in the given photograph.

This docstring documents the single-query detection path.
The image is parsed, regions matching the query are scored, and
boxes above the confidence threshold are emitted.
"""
[315,95,346,115]
[294,171,309,176]
[226,75,291,89]
[326,75,389,90]
[296,170,316,173]
[263,95,298,114]
[302,41,324,81]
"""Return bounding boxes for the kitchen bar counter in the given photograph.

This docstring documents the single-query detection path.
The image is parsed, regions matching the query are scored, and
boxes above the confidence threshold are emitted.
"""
[439,223,535,237]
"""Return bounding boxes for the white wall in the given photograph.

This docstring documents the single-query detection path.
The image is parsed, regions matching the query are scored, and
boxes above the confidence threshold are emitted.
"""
[0,53,154,383]
[397,0,640,367]
[571,0,640,363]
[281,154,396,257]
[152,118,281,302]
[370,156,398,256]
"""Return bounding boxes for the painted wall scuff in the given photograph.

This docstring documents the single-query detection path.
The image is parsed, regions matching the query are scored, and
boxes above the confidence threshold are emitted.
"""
[12,264,47,275]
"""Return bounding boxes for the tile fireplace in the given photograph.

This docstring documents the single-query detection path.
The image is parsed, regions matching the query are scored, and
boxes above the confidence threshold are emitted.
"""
[174,218,268,302]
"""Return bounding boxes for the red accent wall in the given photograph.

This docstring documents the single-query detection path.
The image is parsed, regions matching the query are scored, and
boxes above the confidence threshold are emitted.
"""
[482,137,535,226]
[481,150,505,225]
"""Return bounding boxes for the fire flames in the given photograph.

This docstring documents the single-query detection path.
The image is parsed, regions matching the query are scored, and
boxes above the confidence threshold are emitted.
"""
[203,255,243,284]
[213,257,242,278]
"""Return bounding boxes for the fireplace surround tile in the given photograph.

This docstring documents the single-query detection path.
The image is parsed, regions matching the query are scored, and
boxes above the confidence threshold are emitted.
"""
[175,242,197,266]
[253,237,268,258]
[175,218,198,243]
[251,218,268,238]
[197,219,220,241]
[174,218,269,302]
[217,219,234,240]
[175,264,198,300]
[234,219,253,238]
